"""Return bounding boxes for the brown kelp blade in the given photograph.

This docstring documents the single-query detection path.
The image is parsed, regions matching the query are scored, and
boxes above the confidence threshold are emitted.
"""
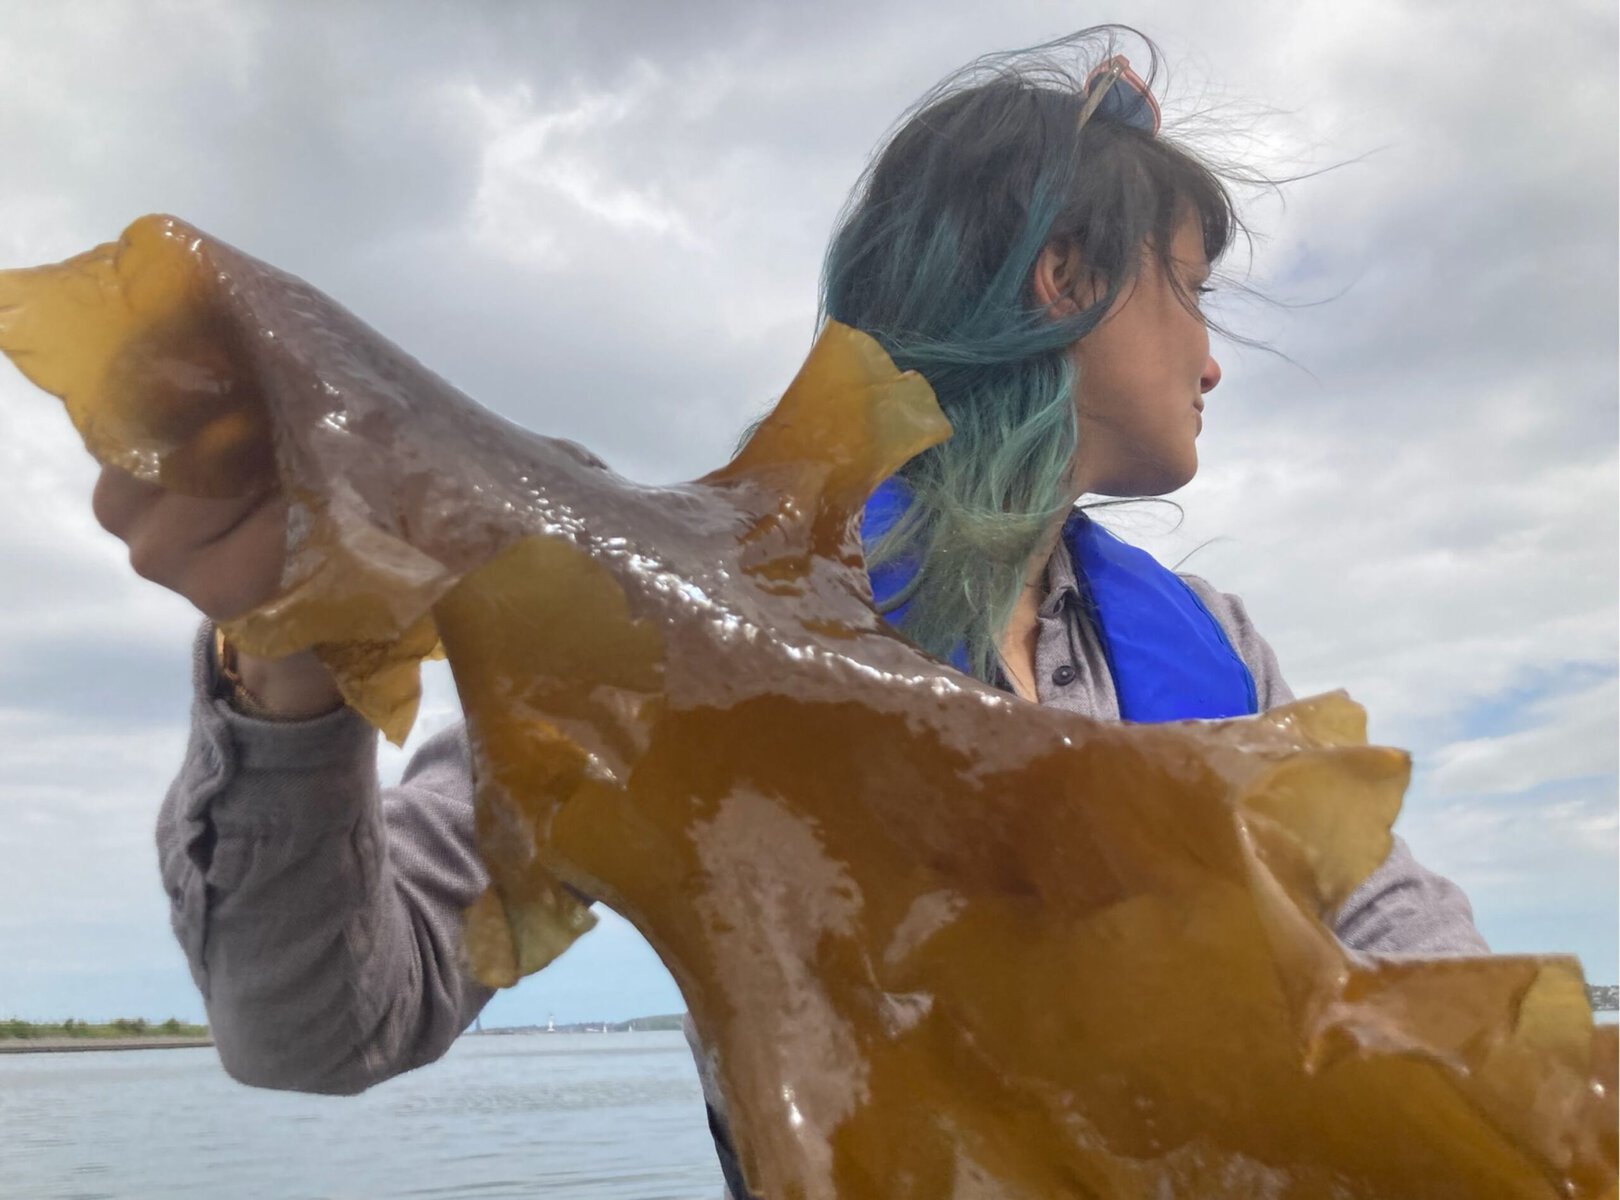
[2,216,1612,1198]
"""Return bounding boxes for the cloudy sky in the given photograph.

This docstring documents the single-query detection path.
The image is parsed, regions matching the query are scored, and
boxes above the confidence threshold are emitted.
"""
[0,0,1613,1039]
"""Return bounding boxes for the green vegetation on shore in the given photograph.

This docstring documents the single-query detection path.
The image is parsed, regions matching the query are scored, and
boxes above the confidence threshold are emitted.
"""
[618,1012,686,1031]
[1,1017,209,1041]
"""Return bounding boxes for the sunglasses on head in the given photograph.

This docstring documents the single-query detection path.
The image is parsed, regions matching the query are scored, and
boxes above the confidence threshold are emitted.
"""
[1077,55,1161,136]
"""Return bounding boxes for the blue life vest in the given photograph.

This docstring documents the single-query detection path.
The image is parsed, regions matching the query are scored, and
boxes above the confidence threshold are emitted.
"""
[861,478,1258,722]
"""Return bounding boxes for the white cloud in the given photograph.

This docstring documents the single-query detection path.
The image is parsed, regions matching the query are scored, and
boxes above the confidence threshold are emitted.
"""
[1402,784,1617,901]
[454,65,702,266]
[1424,678,1618,799]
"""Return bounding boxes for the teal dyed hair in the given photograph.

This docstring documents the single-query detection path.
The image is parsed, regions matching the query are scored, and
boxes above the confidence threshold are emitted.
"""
[821,27,1243,682]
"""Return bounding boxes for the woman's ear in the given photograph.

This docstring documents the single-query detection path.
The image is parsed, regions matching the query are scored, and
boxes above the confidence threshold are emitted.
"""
[1032,239,1087,317]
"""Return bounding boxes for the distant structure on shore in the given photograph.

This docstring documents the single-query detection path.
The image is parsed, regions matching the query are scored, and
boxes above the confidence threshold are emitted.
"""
[1588,984,1618,1012]
[474,1012,687,1035]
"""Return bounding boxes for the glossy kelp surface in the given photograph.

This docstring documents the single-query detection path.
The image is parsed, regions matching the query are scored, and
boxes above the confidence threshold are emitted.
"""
[2,216,1613,1199]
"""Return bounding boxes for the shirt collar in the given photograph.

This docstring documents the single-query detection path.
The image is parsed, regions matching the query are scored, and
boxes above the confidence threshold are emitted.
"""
[1039,520,1084,619]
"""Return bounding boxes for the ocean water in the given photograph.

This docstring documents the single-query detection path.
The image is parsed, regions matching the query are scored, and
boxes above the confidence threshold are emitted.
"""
[0,1031,721,1199]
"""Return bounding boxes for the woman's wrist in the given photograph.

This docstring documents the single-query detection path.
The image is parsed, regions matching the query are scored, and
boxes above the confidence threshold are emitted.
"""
[214,628,346,720]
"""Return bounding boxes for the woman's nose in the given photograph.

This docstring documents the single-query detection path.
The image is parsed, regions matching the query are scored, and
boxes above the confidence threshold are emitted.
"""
[1200,355,1222,394]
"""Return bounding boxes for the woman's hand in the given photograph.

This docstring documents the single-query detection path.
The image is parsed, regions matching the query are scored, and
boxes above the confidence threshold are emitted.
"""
[91,465,344,718]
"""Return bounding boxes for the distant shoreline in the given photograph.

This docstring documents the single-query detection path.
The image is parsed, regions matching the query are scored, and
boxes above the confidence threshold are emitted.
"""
[7,986,1613,1057]
[0,1037,213,1055]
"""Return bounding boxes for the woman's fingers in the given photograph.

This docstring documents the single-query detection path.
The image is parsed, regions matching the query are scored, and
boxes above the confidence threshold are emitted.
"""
[91,463,288,620]
[90,463,164,542]
[173,493,289,621]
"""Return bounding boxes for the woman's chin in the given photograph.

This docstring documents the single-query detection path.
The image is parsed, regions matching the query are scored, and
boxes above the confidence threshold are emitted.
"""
[1091,458,1197,499]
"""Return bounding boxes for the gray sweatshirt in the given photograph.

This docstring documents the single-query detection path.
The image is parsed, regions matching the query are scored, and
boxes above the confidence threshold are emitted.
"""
[156,544,1488,1191]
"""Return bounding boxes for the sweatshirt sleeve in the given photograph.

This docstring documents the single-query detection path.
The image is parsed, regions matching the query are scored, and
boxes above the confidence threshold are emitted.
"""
[1179,576,1489,957]
[1332,835,1490,956]
[156,625,499,1094]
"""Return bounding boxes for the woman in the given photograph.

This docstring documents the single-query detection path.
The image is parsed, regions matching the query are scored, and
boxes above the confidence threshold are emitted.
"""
[96,28,1485,1198]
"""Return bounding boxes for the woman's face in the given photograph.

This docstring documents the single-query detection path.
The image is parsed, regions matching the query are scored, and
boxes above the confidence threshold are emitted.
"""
[1069,214,1221,497]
